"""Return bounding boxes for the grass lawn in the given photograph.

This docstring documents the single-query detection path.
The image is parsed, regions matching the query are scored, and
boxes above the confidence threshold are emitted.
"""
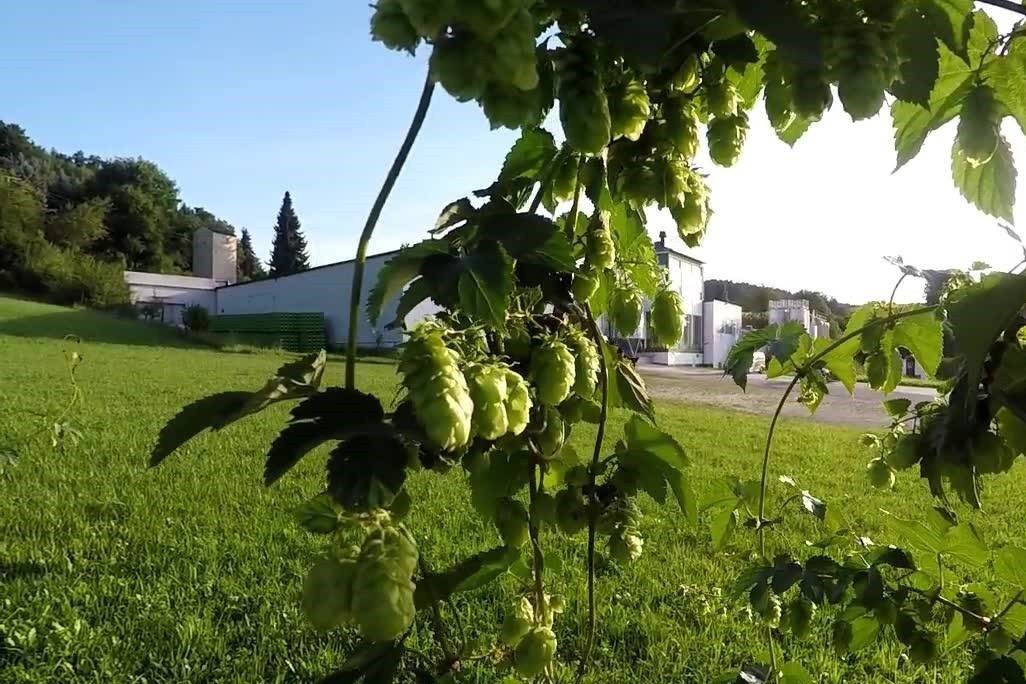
[2,295,1024,683]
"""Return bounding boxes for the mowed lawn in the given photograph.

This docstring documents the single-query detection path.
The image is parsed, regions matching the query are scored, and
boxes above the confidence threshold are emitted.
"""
[2,296,1025,683]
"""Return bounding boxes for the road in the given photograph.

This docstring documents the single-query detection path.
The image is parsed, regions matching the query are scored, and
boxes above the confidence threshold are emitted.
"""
[638,363,937,428]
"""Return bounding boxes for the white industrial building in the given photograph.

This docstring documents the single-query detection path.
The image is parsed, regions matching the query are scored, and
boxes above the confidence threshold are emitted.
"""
[126,227,742,364]
[768,299,832,339]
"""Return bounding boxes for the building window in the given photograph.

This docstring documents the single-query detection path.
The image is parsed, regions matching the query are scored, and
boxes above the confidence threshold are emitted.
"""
[678,314,702,353]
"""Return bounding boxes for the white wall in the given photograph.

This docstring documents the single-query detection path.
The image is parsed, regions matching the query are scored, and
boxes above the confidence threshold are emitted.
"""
[703,300,742,368]
[213,252,439,348]
[124,271,217,325]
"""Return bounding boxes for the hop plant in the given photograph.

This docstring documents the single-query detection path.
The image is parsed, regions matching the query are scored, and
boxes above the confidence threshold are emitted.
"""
[610,286,643,336]
[466,362,510,440]
[486,9,539,91]
[572,269,600,303]
[514,626,557,677]
[757,594,783,629]
[302,556,357,631]
[609,78,652,142]
[867,457,896,489]
[550,151,580,203]
[670,174,709,243]
[397,0,449,38]
[370,0,419,53]
[480,81,546,130]
[791,64,833,120]
[531,491,557,525]
[450,0,522,39]
[566,327,599,397]
[555,486,589,534]
[531,337,576,406]
[608,528,644,563]
[665,99,700,159]
[650,290,685,346]
[672,54,701,92]
[430,32,491,102]
[707,113,748,167]
[617,159,660,210]
[350,525,419,642]
[957,85,1001,167]
[494,496,530,547]
[535,406,566,458]
[788,598,817,638]
[399,322,475,451]
[504,369,533,436]
[831,19,891,121]
[556,40,611,154]
[704,81,739,117]
[585,212,616,270]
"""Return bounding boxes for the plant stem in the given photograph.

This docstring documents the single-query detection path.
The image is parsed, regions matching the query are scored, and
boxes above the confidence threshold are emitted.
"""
[345,71,435,389]
[564,156,585,240]
[527,460,547,625]
[767,628,778,678]
[418,556,457,662]
[887,273,908,317]
[755,305,938,558]
[574,304,610,684]
[528,151,569,215]
[979,0,1026,18]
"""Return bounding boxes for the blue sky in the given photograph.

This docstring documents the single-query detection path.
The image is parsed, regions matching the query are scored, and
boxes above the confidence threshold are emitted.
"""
[2,1,1024,304]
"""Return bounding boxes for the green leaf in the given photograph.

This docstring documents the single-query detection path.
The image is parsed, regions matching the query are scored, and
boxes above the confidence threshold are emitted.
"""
[965,9,998,65]
[885,511,945,557]
[498,127,557,184]
[777,662,813,684]
[892,310,943,376]
[603,342,655,419]
[386,277,433,329]
[724,322,804,390]
[458,242,514,330]
[477,213,575,272]
[951,132,1017,222]
[892,44,973,169]
[241,351,328,417]
[326,434,409,511]
[624,415,688,470]
[997,408,1026,456]
[265,388,386,485]
[433,197,475,234]
[666,468,699,525]
[295,493,342,534]
[926,0,973,53]
[817,339,857,394]
[996,546,1026,589]
[948,273,1026,410]
[150,391,251,466]
[943,522,988,571]
[849,616,882,651]
[890,3,942,105]
[884,398,913,417]
[368,239,452,324]
[732,0,823,67]
[987,41,1026,137]
[711,507,739,550]
[414,546,520,609]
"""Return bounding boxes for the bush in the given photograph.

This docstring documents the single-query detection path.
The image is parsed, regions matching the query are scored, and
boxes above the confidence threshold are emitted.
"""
[25,244,130,309]
[182,304,211,332]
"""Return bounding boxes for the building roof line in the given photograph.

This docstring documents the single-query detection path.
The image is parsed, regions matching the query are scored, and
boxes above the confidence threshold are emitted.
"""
[217,248,403,290]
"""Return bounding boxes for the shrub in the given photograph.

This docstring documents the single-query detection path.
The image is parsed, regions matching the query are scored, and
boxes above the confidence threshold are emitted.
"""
[182,304,211,332]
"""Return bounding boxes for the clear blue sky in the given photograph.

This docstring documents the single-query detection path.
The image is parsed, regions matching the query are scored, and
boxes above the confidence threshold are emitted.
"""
[2,1,1023,304]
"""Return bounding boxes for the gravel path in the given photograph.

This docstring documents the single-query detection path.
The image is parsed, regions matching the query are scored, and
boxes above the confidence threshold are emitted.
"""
[638,363,937,428]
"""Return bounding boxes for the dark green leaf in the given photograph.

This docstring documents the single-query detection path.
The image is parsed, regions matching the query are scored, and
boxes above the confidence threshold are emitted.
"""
[995,546,1026,589]
[265,388,386,485]
[925,0,973,53]
[892,311,943,376]
[731,0,822,68]
[889,2,943,105]
[433,198,475,233]
[869,546,916,569]
[951,132,1017,222]
[711,507,739,550]
[624,415,688,470]
[320,640,399,683]
[326,434,409,511]
[296,493,342,534]
[458,242,514,330]
[150,391,251,466]
[892,44,973,169]
[778,662,813,684]
[367,240,452,324]
[415,546,520,608]
[584,3,673,70]
[477,212,576,272]
[614,357,655,420]
[849,615,882,651]
[666,468,699,525]
[771,557,803,593]
[713,34,759,69]
[884,398,913,417]
[498,127,557,184]
[386,277,433,330]
[724,323,803,390]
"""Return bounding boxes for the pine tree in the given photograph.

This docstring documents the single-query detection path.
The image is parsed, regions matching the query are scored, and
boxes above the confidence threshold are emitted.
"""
[237,228,266,281]
[268,191,310,276]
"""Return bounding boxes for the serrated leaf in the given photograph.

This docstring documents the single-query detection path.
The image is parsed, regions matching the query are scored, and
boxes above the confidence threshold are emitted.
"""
[666,468,699,525]
[951,132,1017,222]
[386,277,433,330]
[243,350,328,417]
[777,662,813,684]
[885,511,945,557]
[477,212,575,272]
[944,522,989,571]
[892,310,943,376]
[498,127,556,184]
[892,44,973,169]
[368,240,452,324]
[849,616,882,651]
[816,338,857,394]
[711,507,739,550]
[996,546,1026,589]
[265,388,386,485]
[326,434,408,511]
[731,0,822,67]
[988,41,1026,137]
[884,398,913,417]
[608,351,655,420]
[926,0,973,52]
[624,415,688,470]
[965,9,998,65]
[414,546,520,609]
[800,491,827,520]
[458,242,514,330]
[296,493,342,534]
[433,198,475,233]
[150,391,251,466]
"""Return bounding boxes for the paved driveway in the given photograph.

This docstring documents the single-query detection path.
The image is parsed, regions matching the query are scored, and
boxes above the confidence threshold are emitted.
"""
[638,363,937,428]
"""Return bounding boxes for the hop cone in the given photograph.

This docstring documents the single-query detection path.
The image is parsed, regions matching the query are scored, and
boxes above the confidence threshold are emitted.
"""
[466,362,510,440]
[566,327,599,397]
[351,526,419,642]
[399,323,474,451]
[556,39,611,154]
[609,78,651,142]
[504,369,533,436]
[531,337,576,406]
[610,287,643,336]
[651,290,685,346]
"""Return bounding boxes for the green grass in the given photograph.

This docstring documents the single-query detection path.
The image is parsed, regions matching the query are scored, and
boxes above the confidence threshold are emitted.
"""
[1,296,1023,683]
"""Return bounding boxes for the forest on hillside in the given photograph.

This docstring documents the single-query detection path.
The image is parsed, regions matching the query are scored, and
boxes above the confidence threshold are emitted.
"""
[704,279,855,331]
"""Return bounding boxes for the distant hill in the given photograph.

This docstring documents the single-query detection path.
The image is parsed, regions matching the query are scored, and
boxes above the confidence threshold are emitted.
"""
[704,279,854,330]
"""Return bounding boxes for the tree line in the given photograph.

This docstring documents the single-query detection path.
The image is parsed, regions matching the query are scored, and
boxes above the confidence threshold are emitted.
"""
[0,121,313,308]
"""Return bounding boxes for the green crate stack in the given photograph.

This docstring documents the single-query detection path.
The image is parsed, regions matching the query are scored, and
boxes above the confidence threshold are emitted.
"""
[209,312,326,352]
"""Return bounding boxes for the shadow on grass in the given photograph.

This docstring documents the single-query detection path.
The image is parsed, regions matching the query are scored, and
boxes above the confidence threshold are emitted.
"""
[0,309,195,348]
[0,560,47,583]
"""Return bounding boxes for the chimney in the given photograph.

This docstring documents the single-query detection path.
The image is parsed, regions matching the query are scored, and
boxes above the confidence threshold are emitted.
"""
[657,230,667,248]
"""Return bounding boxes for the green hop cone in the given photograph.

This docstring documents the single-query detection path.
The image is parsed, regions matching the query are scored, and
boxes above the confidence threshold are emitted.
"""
[351,526,419,642]
[556,40,611,154]
[504,369,533,436]
[707,114,747,167]
[609,529,644,563]
[550,150,580,203]
[791,66,833,120]
[500,612,532,646]
[430,33,490,102]
[671,194,708,242]
[397,0,450,38]
[302,556,357,631]
[867,457,896,490]
[566,328,599,397]
[609,78,652,142]
[598,497,641,535]
[531,338,576,406]
[370,0,420,53]
[514,626,557,677]
[466,363,510,440]
[572,269,600,303]
[617,160,660,209]
[833,25,888,121]
[451,0,521,38]
[788,598,816,638]
[535,407,566,458]
[555,487,589,534]
[672,54,701,92]
[585,212,616,270]
[650,290,685,346]
[480,81,546,130]
[400,323,474,451]
[486,9,538,91]
[756,594,783,628]
[704,81,739,117]
[665,99,700,158]
[610,287,643,336]
[494,496,530,548]
[957,86,1001,167]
